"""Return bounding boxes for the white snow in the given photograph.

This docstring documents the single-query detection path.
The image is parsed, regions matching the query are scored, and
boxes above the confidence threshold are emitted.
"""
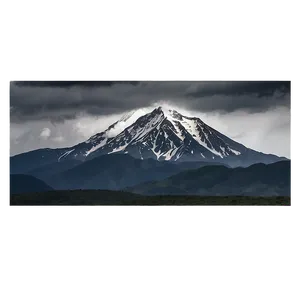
[110,113,160,148]
[85,137,108,156]
[58,149,75,161]
[229,148,241,155]
[108,114,164,158]
[150,131,172,160]
[162,149,176,160]
[108,143,128,154]
[138,147,144,159]
[177,117,224,158]
[220,146,226,156]
[151,131,162,159]
[162,108,185,140]
[175,150,183,161]
[160,107,241,159]
[132,113,165,143]
[78,106,243,162]
[164,131,168,139]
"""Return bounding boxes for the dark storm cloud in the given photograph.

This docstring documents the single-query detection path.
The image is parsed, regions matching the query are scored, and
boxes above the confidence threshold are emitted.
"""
[10,81,290,122]
[185,81,290,98]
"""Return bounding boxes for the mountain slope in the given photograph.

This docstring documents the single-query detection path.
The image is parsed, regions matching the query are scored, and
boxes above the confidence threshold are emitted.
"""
[127,160,291,197]
[10,174,53,194]
[27,160,82,182]
[10,108,151,173]
[10,106,287,174]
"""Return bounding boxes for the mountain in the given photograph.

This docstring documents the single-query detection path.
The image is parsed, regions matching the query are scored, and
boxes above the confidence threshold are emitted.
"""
[127,160,291,197]
[10,174,53,194]
[87,106,286,166]
[39,153,225,191]
[10,106,287,174]
[27,160,82,181]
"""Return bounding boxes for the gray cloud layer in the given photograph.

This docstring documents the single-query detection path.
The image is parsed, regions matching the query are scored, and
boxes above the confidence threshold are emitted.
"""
[10,81,290,122]
[10,106,291,158]
[10,81,290,158]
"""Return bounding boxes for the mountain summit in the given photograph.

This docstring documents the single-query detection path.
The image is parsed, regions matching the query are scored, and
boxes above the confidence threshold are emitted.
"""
[10,106,286,173]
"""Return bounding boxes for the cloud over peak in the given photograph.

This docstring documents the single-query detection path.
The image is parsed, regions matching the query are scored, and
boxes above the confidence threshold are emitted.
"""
[10,81,290,123]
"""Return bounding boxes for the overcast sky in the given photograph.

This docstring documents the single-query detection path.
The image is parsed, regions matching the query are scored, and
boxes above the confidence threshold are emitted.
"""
[10,81,290,158]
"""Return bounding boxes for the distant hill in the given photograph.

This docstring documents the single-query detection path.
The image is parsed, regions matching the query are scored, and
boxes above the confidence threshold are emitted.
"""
[42,153,225,191]
[26,159,82,181]
[127,160,291,197]
[10,174,53,194]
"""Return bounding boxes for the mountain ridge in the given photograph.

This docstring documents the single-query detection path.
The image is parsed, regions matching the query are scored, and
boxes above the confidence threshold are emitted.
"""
[10,106,287,174]
[127,160,291,197]
[28,153,227,191]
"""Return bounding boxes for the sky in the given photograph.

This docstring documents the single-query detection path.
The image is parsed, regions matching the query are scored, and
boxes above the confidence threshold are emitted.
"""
[10,81,291,158]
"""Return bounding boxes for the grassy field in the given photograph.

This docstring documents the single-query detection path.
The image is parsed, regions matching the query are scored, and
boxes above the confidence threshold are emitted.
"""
[10,190,291,206]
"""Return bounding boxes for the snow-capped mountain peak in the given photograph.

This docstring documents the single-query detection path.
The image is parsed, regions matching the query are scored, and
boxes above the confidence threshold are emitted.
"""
[84,106,243,161]
[56,106,254,164]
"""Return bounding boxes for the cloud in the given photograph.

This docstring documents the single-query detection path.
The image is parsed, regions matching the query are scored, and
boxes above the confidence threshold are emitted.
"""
[10,104,290,158]
[51,136,65,143]
[106,121,128,138]
[40,128,51,140]
[10,81,290,122]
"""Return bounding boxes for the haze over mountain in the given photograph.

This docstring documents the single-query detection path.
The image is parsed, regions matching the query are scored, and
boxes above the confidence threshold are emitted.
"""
[10,106,286,174]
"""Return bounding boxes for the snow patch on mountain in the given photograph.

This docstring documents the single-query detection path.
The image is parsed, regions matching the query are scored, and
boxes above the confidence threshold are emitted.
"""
[164,109,222,158]
[108,143,128,154]
[58,149,75,161]
[161,108,185,141]
[229,148,241,155]
[175,116,222,157]
[220,146,226,156]
[130,113,165,143]
[85,137,108,156]
[162,148,178,161]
